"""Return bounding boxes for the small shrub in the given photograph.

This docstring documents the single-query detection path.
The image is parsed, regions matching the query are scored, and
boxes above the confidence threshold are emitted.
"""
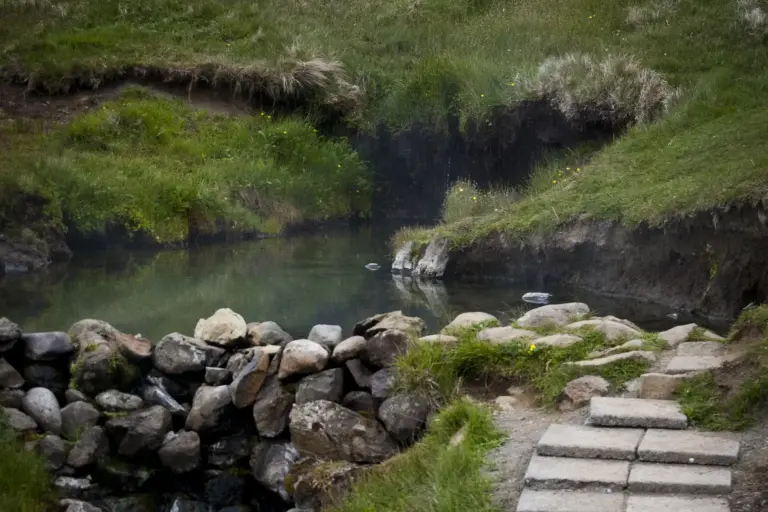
[737,0,768,33]
[441,180,517,224]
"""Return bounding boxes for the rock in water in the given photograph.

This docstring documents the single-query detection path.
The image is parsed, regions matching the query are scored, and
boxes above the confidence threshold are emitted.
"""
[158,430,201,473]
[289,400,398,463]
[250,440,300,502]
[278,339,328,380]
[194,308,247,347]
[412,236,449,278]
[364,263,381,271]
[522,292,552,304]
[21,387,62,434]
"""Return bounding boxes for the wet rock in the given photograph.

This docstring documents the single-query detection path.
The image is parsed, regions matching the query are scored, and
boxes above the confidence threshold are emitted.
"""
[2,405,37,431]
[21,387,61,434]
[158,430,201,473]
[516,302,590,328]
[61,401,101,441]
[247,321,292,346]
[278,339,328,380]
[331,336,366,363]
[296,368,344,404]
[532,333,584,348]
[37,433,69,470]
[229,349,270,408]
[0,358,23,389]
[194,308,247,348]
[0,317,21,351]
[565,319,642,341]
[252,376,295,437]
[23,364,67,394]
[207,432,249,468]
[105,405,172,456]
[205,367,231,385]
[95,390,144,412]
[361,329,409,368]
[142,384,187,416]
[0,388,24,408]
[378,394,430,443]
[205,474,245,509]
[308,324,343,348]
[185,385,232,433]
[370,368,394,400]
[412,236,449,278]
[341,391,377,417]
[345,359,373,388]
[250,440,300,502]
[559,376,610,411]
[289,458,364,511]
[442,312,498,333]
[289,400,398,463]
[153,333,208,375]
[61,499,103,512]
[54,476,93,500]
[66,389,88,404]
[477,326,537,343]
[67,426,109,468]
[23,331,74,361]
[391,241,419,274]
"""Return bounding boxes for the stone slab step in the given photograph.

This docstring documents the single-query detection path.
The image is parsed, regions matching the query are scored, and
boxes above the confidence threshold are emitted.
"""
[537,424,644,460]
[638,429,740,465]
[676,342,725,357]
[516,489,625,512]
[628,462,731,494]
[588,397,687,429]
[626,495,730,512]
[524,454,630,490]
[665,355,726,374]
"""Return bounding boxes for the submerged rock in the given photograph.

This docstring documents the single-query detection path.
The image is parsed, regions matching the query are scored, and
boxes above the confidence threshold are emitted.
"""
[278,339,328,380]
[194,308,247,348]
[21,387,61,434]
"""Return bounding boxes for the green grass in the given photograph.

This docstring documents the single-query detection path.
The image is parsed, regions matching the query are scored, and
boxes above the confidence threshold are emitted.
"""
[332,398,503,512]
[0,415,57,512]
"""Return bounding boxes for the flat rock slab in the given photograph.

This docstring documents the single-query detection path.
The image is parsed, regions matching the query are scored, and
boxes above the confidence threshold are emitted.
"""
[589,397,687,429]
[628,463,732,494]
[676,342,725,357]
[537,424,644,461]
[564,350,656,368]
[638,372,698,400]
[665,356,726,374]
[516,489,625,512]
[524,454,630,490]
[626,495,730,512]
[638,429,740,466]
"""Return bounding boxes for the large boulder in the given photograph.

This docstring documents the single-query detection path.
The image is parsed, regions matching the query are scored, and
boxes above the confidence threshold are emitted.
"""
[158,430,201,473]
[36,434,69,470]
[153,333,208,375]
[185,385,233,433]
[0,317,21,352]
[308,324,343,348]
[346,359,373,388]
[361,329,409,368]
[565,319,642,341]
[289,400,398,463]
[442,312,498,333]
[21,387,61,434]
[2,406,37,431]
[391,241,419,274]
[95,390,144,412]
[516,303,590,328]
[61,401,101,441]
[229,349,270,408]
[559,376,610,411]
[0,358,23,389]
[194,308,247,348]
[331,336,366,363]
[105,406,172,456]
[23,331,75,361]
[377,394,430,444]
[249,440,300,502]
[371,368,394,400]
[68,320,140,395]
[278,340,328,380]
[67,426,109,468]
[247,321,292,346]
[252,376,295,437]
[412,236,449,278]
[295,368,344,404]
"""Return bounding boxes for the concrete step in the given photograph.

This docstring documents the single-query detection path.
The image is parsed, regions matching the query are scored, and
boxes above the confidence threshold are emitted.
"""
[665,355,726,374]
[516,489,625,512]
[626,495,730,512]
[524,454,630,490]
[638,429,740,466]
[537,424,644,461]
[628,462,731,494]
[588,397,687,429]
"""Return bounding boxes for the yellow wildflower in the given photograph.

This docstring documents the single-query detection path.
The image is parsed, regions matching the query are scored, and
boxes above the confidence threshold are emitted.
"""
[267,115,271,119]
[577,167,581,172]
[528,344,536,353]
[260,112,265,116]
[459,187,464,192]
[472,196,477,201]
[480,94,485,97]
[509,82,515,86]
[552,180,557,184]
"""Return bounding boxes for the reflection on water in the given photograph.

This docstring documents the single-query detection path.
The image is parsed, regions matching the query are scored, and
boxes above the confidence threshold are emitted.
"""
[0,226,715,340]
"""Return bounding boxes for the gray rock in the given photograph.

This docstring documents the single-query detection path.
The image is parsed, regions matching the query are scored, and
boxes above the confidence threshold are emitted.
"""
[371,368,394,399]
[559,376,610,411]
[153,333,208,375]
[229,349,270,408]
[23,331,74,361]
[21,387,61,434]
[477,326,537,343]
[205,367,232,385]
[54,476,92,499]
[247,321,292,346]
[361,329,409,368]
[105,405,172,456]
[331,336,366,363]
[250,440,300,502]
[114,332,153,361]
[185,385,232,432]
[289,400,398,463]
[225,352,249,377]
[639,372,698,400]
[589,339,644,358]
[207,433,250,468]
[412,236,449,278]
[637,429,740,465]
[0,317,21,348]
[61,401,101,441]
[2,406,37,431]
[65,389,88,404]
[391,241,418,274]
[563,351,657,368]
[0,358,23,389]
[588,397,687,429]
[37,434,69,470]
[442,312,498,333]
[60,499,103,512]
[23,364,67,394]
[565,319,642,341]
[142,384,187,416]
[342,391,377,418]
[308,324,343,348]
[625,495,729,512]
[627,462,731,494]
[524,453,630,490]
[278,339,328,379]
[205,473,245,509]
[364,312,426,338]
[677,341,725,356]
[158,430,201,473]
[252,376,295,437]
[296,368,344,404]
[346,359,373,388]
[658,323,723,347]
[0,388,24,408]
[194,308,247,347]
[536,424,644,460]
[418,334,459,346]
[67,426,109,468]
[516,303,590,328]
[167,499,211,512]
[289,458,364,510]
[532,334,584,348]
[95,390,144,412]
[378,394,430,443]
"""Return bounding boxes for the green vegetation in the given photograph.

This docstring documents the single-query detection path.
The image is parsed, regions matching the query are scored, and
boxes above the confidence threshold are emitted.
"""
[0,415,57,512]
[333,398,503,512]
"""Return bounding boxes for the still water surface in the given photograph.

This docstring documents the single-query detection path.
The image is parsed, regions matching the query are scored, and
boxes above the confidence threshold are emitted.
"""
[0,226,697,340]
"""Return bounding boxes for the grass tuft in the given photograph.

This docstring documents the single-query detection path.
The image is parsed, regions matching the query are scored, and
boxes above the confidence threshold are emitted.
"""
[442,180,518,225]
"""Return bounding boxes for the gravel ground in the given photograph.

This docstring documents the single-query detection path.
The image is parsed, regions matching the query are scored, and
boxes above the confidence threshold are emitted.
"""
[730,411,768,512]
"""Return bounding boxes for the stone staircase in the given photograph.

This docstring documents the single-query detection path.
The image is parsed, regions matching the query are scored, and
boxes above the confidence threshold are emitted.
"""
[516,396,740,512]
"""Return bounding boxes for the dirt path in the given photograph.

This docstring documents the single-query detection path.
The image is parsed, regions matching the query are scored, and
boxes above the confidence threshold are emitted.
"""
[730,411,768,512]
